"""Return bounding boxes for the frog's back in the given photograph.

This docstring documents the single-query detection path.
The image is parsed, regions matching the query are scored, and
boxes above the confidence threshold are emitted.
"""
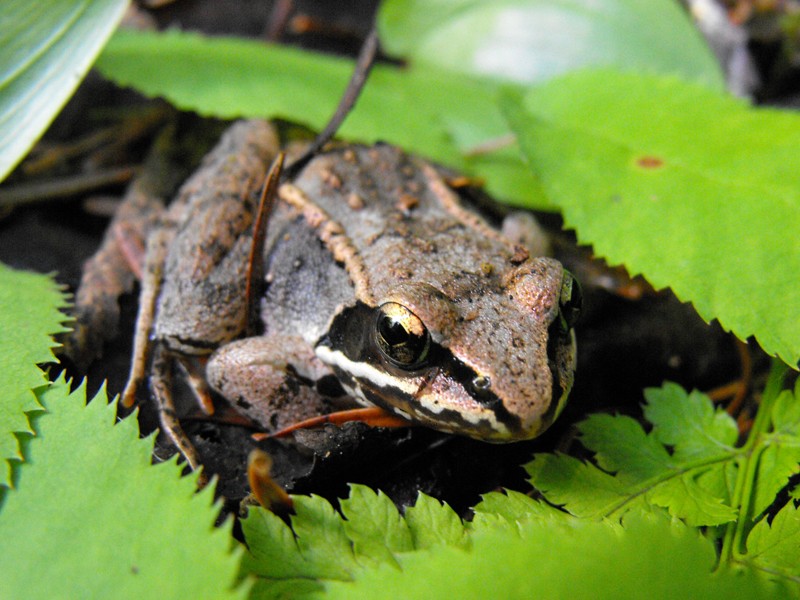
[277,143,519,306]
[261,142,577,441]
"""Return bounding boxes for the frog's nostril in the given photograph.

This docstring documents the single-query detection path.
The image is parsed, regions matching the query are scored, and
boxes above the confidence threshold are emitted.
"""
[471,375,492,395]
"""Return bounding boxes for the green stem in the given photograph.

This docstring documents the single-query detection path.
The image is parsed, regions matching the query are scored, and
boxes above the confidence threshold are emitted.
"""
[719,359,788,566]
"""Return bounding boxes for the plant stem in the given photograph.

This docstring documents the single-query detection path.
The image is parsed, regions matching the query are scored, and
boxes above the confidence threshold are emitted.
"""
[719,359,788,566]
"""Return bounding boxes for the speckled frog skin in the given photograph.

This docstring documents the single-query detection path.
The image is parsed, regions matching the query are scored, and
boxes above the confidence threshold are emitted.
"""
[121,121,579,471]
[198,127,580,441]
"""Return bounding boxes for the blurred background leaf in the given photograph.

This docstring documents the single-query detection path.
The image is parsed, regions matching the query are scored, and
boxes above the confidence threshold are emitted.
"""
[0,0,129,182]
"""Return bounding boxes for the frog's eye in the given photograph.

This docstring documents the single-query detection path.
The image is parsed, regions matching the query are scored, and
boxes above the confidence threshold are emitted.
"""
[375,302,431,369]
[558,271,582,331]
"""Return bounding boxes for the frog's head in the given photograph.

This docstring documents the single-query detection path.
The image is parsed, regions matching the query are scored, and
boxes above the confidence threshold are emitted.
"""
[316,257,580,441]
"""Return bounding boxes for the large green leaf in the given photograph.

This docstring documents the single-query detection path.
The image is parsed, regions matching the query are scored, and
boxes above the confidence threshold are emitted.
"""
[240,484,785,599]
[323,512,780,599]
[96,28,551,208]
[0,378,247,599]
[502,70,800,366]
[0,264,68,488]
[95,2,724,209]
[0,0,129,182]
[379,0,724,89]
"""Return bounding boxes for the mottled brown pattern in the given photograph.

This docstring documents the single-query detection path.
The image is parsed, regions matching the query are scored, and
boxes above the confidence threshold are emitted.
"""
[265,142,576,440]
[114,122,576,467]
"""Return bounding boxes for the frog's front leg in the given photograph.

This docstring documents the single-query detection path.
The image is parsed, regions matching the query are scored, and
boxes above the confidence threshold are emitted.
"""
[206,336,342,432]
[123,119,278,405]
[122,121,279,472]
[150,344,203,472]
[122,222,173,408]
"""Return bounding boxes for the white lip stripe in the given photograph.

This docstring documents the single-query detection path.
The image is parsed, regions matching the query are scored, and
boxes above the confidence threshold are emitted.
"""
[315,346,420,395]
[316,345,510,435]
[339,382,372,408]
[416,392,507,433]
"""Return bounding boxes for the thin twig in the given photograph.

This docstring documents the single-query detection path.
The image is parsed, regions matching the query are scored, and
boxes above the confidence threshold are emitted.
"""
[0,167,137,207]
[284,25,379,178]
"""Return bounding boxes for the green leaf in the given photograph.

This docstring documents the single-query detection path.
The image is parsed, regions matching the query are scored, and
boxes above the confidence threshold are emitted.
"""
[0,378,246,599]
[528,383,739,526]
[472,488,562,523]
[241,499,342,595]
[647,475,738,527]
[96,28,551,209]
[96,30,353,137]
[237,446,799,596]
[470,489,570,534]
[379,0,724,89]
[239,506,327,600]
[502,71,800,366]
[526,452,644,519]
[0,264,68,487]
[340,485,413,568]
[244,492,466,596]
[579,413,673,480]
[790,484,800,502]
[403,493,467,550]
[526,377,800,590]
[0,0,129,182]
[239,505,312,580]
[94,5,722,211]
[644,383,739,461]
[752,380,800,519]
[241,488,469,597]
[746,502,800,586]
[291,495,361,580]
[241,496,368,598]
[770,381,800,435]
[324,511,783,599]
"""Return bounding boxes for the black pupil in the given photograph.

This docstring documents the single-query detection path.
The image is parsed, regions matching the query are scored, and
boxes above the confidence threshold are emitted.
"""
[379,317,410,346]
[376,311,429,368]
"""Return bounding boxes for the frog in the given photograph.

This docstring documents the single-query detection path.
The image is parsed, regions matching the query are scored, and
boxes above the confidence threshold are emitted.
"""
[120,119,581,470]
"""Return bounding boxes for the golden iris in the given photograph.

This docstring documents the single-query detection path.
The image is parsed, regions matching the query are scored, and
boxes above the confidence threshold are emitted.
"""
[375,302,430,369]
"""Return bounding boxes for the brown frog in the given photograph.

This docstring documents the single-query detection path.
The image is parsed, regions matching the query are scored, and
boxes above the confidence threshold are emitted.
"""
[120,120,580,469]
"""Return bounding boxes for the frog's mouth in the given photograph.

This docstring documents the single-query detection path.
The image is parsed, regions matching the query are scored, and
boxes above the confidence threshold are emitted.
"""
[315,341,521,440]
